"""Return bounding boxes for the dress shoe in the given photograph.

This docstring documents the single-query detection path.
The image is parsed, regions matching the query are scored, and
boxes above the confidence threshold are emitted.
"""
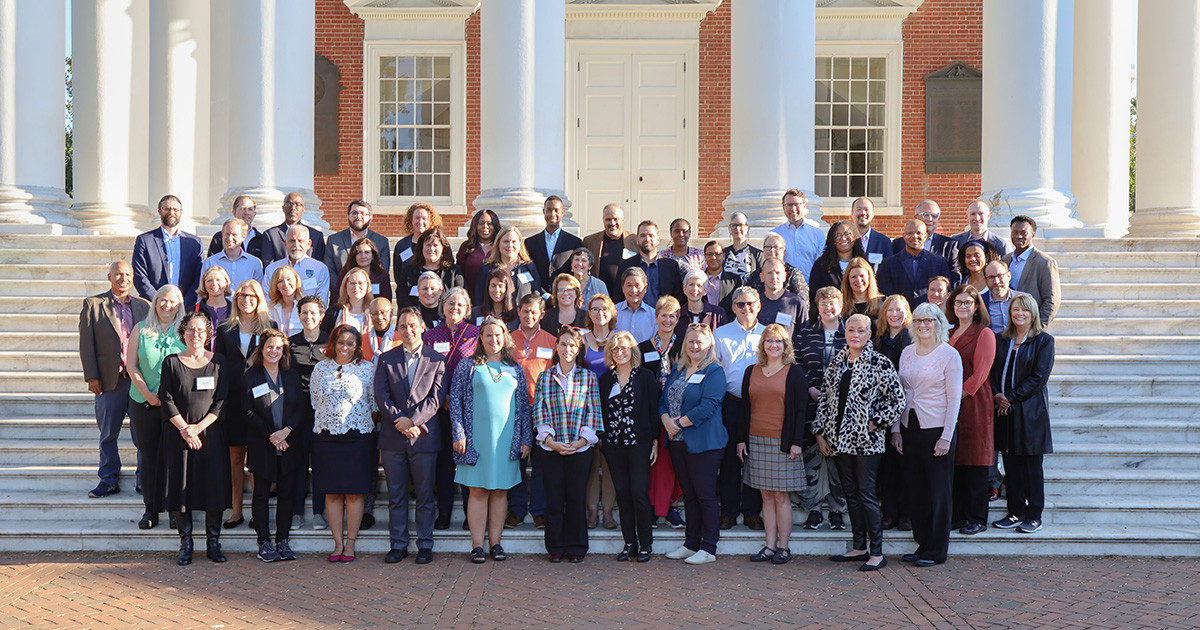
[568,554,585,563]
[617,544,635,561]
[913,558,937,567]
[548,553,563,563]
[138,512,158,530]
[504,512,522,529]
[88,482,119,498]
[415,548,433,564]
[988,487,1001,501]
[434,514,450,530]
[951,520,967,530]
[603,515,618,530]
[830,552,870,563]
[770,548,793,565]
[222,516,244,529]
[743,515,765,531]
[360,513,375,530]
[385,549,408,564]
[718,514,736,530]
[960,523,987,535]
[587,510,599,529]
[750,546,776,562]
[901,553,921,563]
[859,557,888,572]
[533,515,547,529]
[636,549,652,563]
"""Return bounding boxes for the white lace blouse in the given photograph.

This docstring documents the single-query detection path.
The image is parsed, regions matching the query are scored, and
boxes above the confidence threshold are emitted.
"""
[310,358,377,434]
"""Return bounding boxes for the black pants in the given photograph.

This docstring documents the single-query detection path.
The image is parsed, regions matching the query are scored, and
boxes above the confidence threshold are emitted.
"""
[290,410,320,516]
[603,442,654,552]
[537,447,594,556]
[952,465,990,526]
[835,453,884,556]
[902,420,956,563]
[719,396,761,518]
[670,443,722,554]
[252,457,297,544]
[436,410,467,521]
[1002,453,1044,521]
[879,439,908,524]
[128,400,163,515]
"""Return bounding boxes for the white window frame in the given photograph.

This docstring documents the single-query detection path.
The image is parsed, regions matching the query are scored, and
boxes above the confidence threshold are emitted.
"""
[815,41,903,217]
[363,41,467,216]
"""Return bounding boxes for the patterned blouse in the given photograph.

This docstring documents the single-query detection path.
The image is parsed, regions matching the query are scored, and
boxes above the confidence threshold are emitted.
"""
[664,374,689,441]
[603,372,638,448]
[310,358,377,435]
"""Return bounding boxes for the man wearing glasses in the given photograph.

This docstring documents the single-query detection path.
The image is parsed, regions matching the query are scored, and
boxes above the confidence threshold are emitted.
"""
[712,287,766,531]
[770,189,825,283]
[718,213,764,319]
[251,192,327,267]
[891,200,959,284]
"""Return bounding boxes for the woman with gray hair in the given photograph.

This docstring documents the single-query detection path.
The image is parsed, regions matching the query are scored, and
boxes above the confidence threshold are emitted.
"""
[126,284,187,530]
[892,301,962,567]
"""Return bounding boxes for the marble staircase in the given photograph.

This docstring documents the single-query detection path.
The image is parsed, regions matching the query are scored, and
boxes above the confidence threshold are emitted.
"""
[0,233,1197,557]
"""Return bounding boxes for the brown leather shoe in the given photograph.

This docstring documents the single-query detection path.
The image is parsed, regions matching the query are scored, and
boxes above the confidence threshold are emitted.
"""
[533,515,546,529]
[718,515,736,530]
[743,515,765,531]
[504,512,522,529]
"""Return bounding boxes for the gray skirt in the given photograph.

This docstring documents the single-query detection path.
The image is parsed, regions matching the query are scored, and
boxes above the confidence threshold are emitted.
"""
[743,434,807,492]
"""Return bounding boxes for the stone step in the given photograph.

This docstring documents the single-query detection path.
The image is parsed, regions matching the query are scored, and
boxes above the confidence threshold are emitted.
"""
[0,234,135,250]
[0,351,82,372]
[0,331,79,351]
[0,248,132,266]
[1041,498,1200,527]
[1059,283,1200,299]
[1049,250,1200,268]
[0,393,95,418]
[0,296,88,314]
[1052,418,1200,445]
[1039,237,1200,254]
[1048,374,1200,398]
[1052,355,1200,376]
[0,263,112,282]
[0,314,80,332]
[0,442,138,465]
[0,278,111,297]
[0,371,92,393]
[1044,469,1200,498]
[1057,299,1200,317]
[1058,266,1200,283]
[1049,317,1191,337]
[1052,336,1200,355]
[1045,444,1200,470]
[1049,397,1199,420]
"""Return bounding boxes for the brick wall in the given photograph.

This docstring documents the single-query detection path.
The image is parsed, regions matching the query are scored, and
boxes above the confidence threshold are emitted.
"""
[314,0,367,232]
[697,2,732,237]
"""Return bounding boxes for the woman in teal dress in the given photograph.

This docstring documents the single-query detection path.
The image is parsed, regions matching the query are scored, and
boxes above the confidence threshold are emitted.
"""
[449,316,533,563]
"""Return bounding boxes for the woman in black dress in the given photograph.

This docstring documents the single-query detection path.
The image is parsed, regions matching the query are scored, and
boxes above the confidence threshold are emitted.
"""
[288,295,330,529]
[159,312,231,565]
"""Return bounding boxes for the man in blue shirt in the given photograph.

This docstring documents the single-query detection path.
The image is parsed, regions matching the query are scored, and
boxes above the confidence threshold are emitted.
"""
[524,195,583,293]
[202,218,265,293]
[982,260,1029,334]
[131,194,204,310]
[613,267,656,343]
[771,189,825,283]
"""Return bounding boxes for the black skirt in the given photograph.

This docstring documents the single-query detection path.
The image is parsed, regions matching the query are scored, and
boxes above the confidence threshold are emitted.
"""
[311,430,378,495]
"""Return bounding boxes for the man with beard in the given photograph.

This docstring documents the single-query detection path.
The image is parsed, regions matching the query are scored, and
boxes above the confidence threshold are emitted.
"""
[617,220,684,307]
[132,194,204,309]
[582,203,638,296]
[263,226,331,305]
[324,199,392,279]
[252,192,327,266]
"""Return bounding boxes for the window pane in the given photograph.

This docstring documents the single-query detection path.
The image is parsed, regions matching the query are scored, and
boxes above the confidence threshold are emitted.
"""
[867,129,884,151]
[416,128,433,151]
[869,57,885,80]
[376,53,454,198]
[850,104,867,127]
[394,57,415,79]
[434,151,450,173]
[398,174,415,196]
[381,80,396,102]
[831,176,847,197]
[867,175,884,197]
[434,56,450,78]
[867,153,883,174]
[396,79,414,102]
[815,104,831,126]
[815,128,830,151]
[868,104,885,126]
[849,129,866,150]
[851,81,867,103]
[416,56,433,79]
[434,174,450,197]
[433,128,449,151]
[433,103,451,125]
[832,80,849,103]
[833,57,850,79]
[434,79,450,102]
[380,174,396,196]
[381,57,397,79]
[815,153,829,174]
[380,128,397,151]
[416,174,434,196]
[832,104,848,126]
[416,103,432,125]
[816,57,831,80]
[831,129,848,151]
[395,128,414,151]
[850,175,866,197]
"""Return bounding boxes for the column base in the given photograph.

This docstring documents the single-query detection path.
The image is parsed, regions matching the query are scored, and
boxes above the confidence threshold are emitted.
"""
[0,185,78,227]
[470,188,573,237]
[217,187,327,232]
[981,187,1083,230]
[1126,206,1200,237]
[73,201,154,235]
[717,188,824,239]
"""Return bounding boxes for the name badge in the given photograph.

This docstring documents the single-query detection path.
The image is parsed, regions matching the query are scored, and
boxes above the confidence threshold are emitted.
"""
[517,272,533,285]
[433,341,451,354]
[868,252,883,265]
[301,278,318,292]
[410,286,420,297]
[195,376,215,391]
[536,346,553,360]
[687,373,705,384]
[622,249,637,259]
[643,350,660,362]
[399,248,413,262]
[371,283,380,294]
[251,383,270,398]
[775,312,793,326]
[694,314,703,323]
[475,316,484,325]
[609,384,622,398]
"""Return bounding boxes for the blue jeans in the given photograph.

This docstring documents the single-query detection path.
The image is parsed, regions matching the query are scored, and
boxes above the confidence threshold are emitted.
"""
[507,454,545,520]
[95,378,136,487]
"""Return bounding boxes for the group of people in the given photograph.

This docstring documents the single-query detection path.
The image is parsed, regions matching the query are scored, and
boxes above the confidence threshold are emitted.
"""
[78,189,1056,568]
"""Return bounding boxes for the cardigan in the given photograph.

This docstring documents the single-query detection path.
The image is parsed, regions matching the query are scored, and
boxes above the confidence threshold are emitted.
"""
[658,362,728,454]
[812,346,906,456]
[735,363,809,453]
[447,359,533,466]
[598,367,661,447]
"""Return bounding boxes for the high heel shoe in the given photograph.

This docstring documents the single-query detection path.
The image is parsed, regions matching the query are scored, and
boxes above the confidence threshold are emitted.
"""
[617,543,635,561]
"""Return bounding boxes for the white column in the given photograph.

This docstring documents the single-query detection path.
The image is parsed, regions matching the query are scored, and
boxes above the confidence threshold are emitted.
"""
[0,0,73,227]
[218,0,325,229]
[981,0,1080,230]
[472,0,564,234]
[72,0,152,234]
[1071,0,1134,237]
[1127,1,1200,236]
[149,0,211,232]
[721,0,821,238]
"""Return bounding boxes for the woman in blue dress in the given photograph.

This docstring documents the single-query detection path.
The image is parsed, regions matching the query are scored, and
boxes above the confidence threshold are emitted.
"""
[449,316,533,563]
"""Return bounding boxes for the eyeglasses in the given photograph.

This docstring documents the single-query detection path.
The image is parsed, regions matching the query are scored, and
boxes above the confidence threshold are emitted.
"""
[588,307,608,314]
[953,299,975,307]
[913,318,936,325]
[704,251,723,257]
[284,201,305,208]
[763,338,786,345]
[733,301,757,308]
[984,274,1007,281]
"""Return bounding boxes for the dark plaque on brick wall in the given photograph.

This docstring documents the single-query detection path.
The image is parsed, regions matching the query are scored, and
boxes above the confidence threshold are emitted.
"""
[924,61,982,173]
[315,54,343,176]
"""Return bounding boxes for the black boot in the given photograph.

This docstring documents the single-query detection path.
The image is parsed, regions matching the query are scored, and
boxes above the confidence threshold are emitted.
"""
[205,511,227,563]
[174,511,193,565]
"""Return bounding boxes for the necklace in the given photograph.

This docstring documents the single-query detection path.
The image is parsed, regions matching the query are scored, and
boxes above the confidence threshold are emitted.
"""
[761,363,785,378]
[485,361,504,382]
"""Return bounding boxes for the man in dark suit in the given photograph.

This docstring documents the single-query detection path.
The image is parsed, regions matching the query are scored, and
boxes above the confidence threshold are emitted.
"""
[891,200,960,284]
[581,203,637,296]
[323,199,392,280]
[78,261,152,498]
[525,195,583,292]
[250,192,326,267]
[131,194,204,310]
[877,219,953,309]
[616,219,684,307]
[951,200,1010,258]
[1002,215,1060,326]
[375,306,448,565]
[850,196,891,268]
[206,195,263,257]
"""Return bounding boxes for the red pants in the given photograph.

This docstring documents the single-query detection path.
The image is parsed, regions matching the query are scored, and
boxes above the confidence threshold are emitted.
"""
[648,430,682,516]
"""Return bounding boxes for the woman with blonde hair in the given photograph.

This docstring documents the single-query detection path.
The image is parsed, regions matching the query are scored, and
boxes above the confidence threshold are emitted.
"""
[840,257,883,321]
[267,265,303,337]
[322,267,373,333]
[543,272,587,335]
[476,226,541,304]
[196,267,232,344]
[582,293,617,374]
[874,293,913,530]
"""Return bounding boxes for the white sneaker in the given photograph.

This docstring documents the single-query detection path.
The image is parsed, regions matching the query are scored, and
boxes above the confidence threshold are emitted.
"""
[312,514,328,530]
[665,545,694,560]
[684,550,716,565]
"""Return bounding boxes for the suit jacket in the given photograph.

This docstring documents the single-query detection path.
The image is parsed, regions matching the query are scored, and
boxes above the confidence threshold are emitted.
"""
[207,226,262,258]
[526,229,584,292]
[132,228,205,310]
[1002,247,1060,326]
[892,232,960,284]
[251,222,326,267]
[374,344,448,452]
[581,229,637,295]
[617,255,685,305]
[951,229,1010,259]
[242,366,307,480]
[990,332,1054,455]
[324,228,392,280]
[78,291,152,391]
[876,249,953,309]
[858,227,892,268]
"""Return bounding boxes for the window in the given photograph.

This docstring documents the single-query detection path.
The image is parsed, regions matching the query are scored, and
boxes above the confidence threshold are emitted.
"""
[815,56,887,199]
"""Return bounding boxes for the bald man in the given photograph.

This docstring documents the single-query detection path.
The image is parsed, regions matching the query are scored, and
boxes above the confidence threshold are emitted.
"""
[581,203,638,296]
[891,200,960,284]
[876,219,953,309]
[951,200,1011,258]
[251,192,327,267]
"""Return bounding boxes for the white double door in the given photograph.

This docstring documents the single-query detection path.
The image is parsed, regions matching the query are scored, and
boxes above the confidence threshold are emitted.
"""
[569,42,695,235]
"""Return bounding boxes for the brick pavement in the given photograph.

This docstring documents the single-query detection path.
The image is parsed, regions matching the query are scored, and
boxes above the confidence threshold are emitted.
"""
[1,552,1199,629]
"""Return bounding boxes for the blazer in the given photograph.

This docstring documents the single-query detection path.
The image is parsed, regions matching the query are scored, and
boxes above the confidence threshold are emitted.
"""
[990,332,1055,456]
[735,363,809,453]
[78,291,152,391]
[876,248,954,309]
[251,222,326,267]
[952,229,1010,259]
[374,344,448,452]
[324,228,392,280]
[617,254,685,305]
[207,226,262,258]
[658,362,728,454]
[448,360,533,465]
[581,229,637,295]
[526,229,584,292]
[242,366,307,480]
[892,232,960,285]
[598,367,661,447]
[131,228,205,309]
[1002,247,1060,326]
[812,345,905,456]
[857,227,892,268]
[213,318,278,397]
[675,302,726,340]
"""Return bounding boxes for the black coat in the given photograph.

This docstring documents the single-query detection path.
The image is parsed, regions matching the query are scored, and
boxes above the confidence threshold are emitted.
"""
[251,222,325,268]
[213,319,277,445]
[617,255,685,305]
[638,335,683,380]
[736,363,809,452]
[525,229,584,292]
[598,367,661,447]
[990,332,1054,455]
[242,366,307,481]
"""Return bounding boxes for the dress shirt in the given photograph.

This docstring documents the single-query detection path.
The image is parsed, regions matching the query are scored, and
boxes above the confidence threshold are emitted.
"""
[772,219,825,282]
[896,343,963,442]
[986,289,1029,334]
[1007,248,1029,292]
[544,227,561,263]
[713,320,764,396]
[264,255,330,306]
[202,249,264,293]
[269,302,303,337]
[631,256,662,306]
[614,300,656,343]
[161,227,181,287]
[113,297,134,371]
